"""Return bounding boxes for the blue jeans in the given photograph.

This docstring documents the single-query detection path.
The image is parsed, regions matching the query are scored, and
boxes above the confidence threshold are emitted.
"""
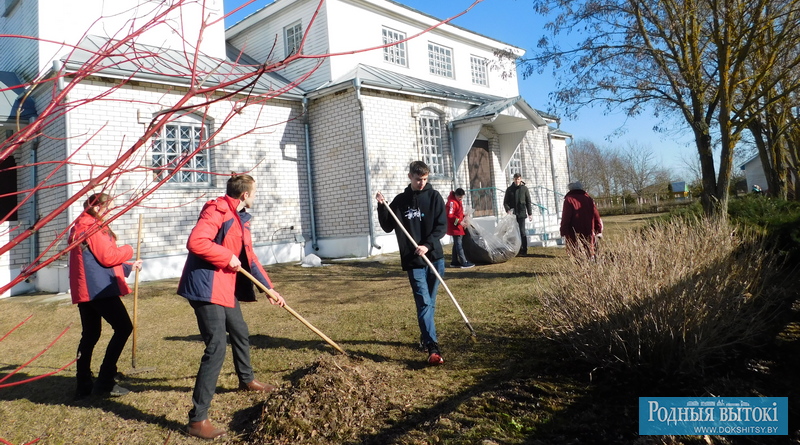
[188,299,255,422]
[407,258,445,346]
[450,235,468,266]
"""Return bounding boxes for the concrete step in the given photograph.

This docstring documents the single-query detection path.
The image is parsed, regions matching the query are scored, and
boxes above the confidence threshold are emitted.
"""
[527,231,562,248]
[530,239,560,248]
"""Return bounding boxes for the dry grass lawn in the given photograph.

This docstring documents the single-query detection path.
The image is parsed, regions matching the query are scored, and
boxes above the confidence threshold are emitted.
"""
[1,213,797,445]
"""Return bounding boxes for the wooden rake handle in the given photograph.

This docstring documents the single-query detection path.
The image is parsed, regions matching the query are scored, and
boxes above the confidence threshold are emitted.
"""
[132,214,143,368]
[379,197,477,337]
[238,269,346,355]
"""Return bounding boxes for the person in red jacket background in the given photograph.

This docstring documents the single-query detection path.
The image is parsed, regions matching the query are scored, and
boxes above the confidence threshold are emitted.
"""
[69,193,142,399]
[446,188,474,268]
[560,181,603,258]
[178,173,286,440]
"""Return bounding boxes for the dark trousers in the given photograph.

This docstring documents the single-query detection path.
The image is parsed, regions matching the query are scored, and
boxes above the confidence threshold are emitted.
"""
[76,296,133,389]
[450,235,468,266]
[188,299,255,422]
[516,215,528,253]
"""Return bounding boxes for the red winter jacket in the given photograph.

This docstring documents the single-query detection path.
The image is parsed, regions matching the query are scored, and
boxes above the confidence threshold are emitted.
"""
[446,191,466,236]
[178,195,273,308]
[68,212,134,304]
[560,189,603,245]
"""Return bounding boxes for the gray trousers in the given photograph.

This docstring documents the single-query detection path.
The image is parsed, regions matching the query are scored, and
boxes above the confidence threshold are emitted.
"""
[188,299,255,422]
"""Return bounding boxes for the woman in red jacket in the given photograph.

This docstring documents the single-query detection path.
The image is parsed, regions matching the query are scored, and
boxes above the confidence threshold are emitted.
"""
[446,188,474,268]
[69,193,141,399]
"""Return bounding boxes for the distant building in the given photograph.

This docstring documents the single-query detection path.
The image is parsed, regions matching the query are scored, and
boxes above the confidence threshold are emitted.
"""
[739,155,768,195]
[670,181,689,199]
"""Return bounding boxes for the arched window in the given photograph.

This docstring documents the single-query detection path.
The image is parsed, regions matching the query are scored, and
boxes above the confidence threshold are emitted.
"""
[418,109,444,175]
[151,113,209,184]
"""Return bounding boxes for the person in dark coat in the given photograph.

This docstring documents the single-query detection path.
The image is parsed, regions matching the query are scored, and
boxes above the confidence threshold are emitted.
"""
[376,161,447,365]
[503,173,533,256]
[560,181,603,258]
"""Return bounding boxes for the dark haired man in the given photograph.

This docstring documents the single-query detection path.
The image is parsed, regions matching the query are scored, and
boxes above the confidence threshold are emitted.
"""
[178,174,286,439]
[376,161,448,365]
[503,173,533,256]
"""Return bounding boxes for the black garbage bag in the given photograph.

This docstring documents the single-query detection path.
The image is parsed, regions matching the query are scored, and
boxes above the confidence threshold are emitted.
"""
[462,214,521,264]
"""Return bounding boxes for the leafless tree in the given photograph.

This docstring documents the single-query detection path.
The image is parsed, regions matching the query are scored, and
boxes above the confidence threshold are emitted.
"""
[620,142,661,197]
[518,0,800,217]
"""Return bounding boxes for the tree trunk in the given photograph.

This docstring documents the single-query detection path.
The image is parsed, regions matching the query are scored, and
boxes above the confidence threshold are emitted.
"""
[695,125,725,219]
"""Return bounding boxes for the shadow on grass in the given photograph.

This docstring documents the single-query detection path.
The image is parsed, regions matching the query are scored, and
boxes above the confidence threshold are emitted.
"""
[0,373,186,432]
[348,305,800,445]
[443,270,554,280]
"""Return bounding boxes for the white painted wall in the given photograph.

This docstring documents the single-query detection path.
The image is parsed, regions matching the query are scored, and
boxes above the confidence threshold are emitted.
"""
[227,0,332,90]
[227,0,522,96]
[742,156,768,192]
[325,0,520,97]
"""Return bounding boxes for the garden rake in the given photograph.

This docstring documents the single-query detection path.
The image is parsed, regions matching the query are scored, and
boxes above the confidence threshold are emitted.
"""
[380,195,478,340]
[128,214,156,374]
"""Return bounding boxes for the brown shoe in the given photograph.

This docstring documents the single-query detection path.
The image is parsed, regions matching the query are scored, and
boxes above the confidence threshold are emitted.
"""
[238,379,277,392]
[187,419,226,440]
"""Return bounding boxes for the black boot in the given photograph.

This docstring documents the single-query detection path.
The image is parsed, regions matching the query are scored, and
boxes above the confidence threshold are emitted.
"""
[75,373,94,400]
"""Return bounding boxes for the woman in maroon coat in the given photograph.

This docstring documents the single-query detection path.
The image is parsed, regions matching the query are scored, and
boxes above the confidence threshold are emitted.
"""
[560,182,603,258]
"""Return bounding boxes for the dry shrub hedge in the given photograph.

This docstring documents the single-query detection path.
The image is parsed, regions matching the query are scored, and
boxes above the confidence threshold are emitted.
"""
[536,217,782,375]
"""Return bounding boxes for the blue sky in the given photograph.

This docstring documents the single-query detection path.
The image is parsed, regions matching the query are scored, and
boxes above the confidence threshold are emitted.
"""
[223,0,697,177]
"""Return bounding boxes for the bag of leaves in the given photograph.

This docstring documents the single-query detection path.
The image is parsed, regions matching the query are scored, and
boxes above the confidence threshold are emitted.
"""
[462,214,521,264]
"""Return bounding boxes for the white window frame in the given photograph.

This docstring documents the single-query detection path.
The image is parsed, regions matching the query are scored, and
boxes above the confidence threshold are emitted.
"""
[151,115,210,185]
[284,21,303,57]
[506,147,522,179]
[428,42,454,78]
[382,27,407,67]
[419,110,445,176]
[470,55,489,86]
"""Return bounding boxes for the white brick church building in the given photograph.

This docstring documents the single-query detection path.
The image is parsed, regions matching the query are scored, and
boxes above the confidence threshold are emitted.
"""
[0,0,570,296]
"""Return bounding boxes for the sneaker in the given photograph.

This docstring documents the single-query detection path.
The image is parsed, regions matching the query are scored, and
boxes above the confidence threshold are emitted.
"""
[461,262,475,269]
[428,352,444,365]
[426,342,444,365]
[93,383,131,397]
[108,384,131,397]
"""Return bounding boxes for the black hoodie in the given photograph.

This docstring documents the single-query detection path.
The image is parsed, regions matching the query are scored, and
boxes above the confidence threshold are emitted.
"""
[377,182,446,270]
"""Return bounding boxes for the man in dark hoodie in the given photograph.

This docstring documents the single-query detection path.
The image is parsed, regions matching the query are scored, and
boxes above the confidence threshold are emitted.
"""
[503,173,533,256]
[376,161,447,365]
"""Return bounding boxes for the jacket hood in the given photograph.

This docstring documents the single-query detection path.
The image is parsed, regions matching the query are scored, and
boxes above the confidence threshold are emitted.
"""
[73,211,102,232]
[565,189,589,198]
